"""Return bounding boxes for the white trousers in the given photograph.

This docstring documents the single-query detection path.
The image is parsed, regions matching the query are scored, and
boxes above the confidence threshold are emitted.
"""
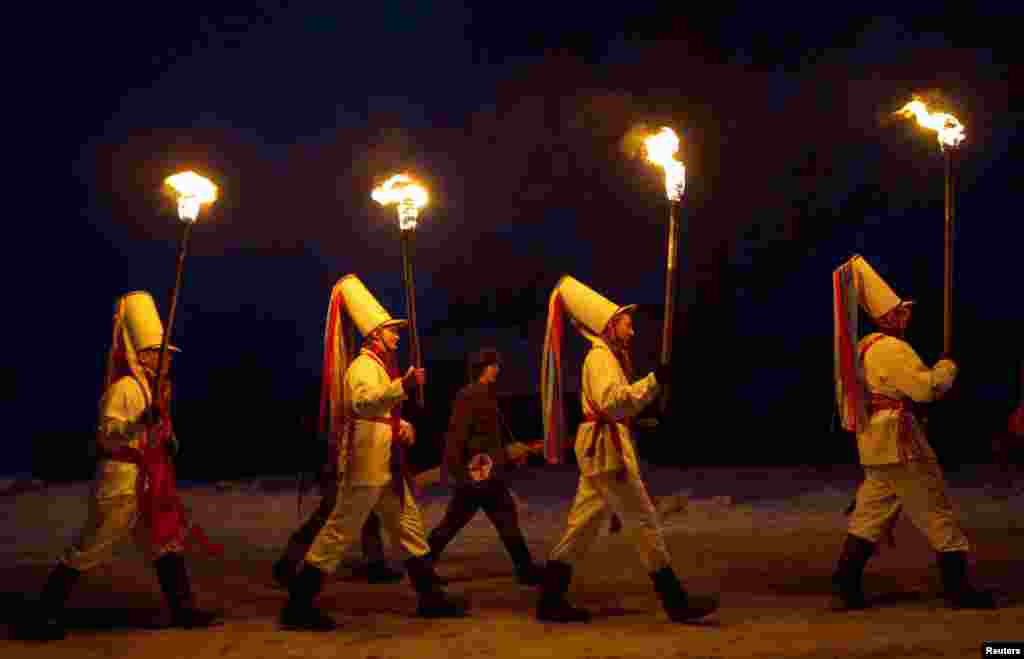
[548,471,670,573]
[848,461,970,552]
[62,494,181,571]
[305,481,430,573]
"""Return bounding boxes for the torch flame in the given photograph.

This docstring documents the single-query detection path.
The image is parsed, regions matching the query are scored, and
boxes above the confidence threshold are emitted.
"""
[165,171,218,223]
[895,99,965,149]
[644,127,686,201]
[372,173,429,230]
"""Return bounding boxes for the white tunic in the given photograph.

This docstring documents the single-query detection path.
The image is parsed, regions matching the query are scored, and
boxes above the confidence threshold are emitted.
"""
[339,349,411,486]
[574,341,660,478]
[856,333,957,465]
[94,376,150,498]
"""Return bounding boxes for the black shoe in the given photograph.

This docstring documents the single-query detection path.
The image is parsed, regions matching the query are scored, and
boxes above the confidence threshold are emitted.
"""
[154,553,222,629]
[649,566,719,622]
[365,560,404,584]
[405,555,469,618]
[273,556,298,589]
[280,563,336,631]
[273,537,311,589]
[938,552,998,610]
[415,589,470,618]
[830,534,874,611]
[536,561,590,623]
[171,607,223,629]
[14,563,81,641]
[500,534,544,586]
[515,563,544,587]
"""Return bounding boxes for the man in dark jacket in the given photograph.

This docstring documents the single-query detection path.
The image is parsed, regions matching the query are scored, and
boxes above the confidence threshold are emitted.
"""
[426,348,543,585]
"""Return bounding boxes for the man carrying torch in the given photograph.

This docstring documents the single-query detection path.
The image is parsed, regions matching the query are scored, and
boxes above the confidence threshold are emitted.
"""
[831,255,996,610]
[17,292,222,641]
[279,275,468,631]
[536,275,719,623]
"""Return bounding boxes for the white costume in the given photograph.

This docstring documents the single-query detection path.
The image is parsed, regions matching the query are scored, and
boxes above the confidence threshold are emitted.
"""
[541,276,669,572]
[305,275,430,573]
[64,291,183,570]
[834,255,968,552]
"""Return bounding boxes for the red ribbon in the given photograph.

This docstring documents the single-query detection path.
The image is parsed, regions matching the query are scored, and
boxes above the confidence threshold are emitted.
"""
[108,415,223,557]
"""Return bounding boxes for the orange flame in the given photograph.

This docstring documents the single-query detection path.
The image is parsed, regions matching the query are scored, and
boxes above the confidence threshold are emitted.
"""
[371,174,429,230]
[165,171,218,223]
[895,99,965,149]
[643,127,686,201]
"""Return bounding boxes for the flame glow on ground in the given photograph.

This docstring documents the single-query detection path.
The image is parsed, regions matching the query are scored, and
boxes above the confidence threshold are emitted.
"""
[896,99,966,149]
[643,127,686,201]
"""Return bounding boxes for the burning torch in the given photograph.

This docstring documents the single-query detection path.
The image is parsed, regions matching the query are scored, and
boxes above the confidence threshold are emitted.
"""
[895,99,965,356]
[643,127,686,411]
[151,171,217,434]
[372,173,429,406]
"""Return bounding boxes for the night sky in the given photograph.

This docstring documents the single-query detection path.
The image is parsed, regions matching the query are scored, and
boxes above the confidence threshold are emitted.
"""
[12,5,1022,478]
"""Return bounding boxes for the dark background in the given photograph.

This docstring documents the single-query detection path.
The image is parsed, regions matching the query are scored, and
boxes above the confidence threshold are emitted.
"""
[9,4,1022,480]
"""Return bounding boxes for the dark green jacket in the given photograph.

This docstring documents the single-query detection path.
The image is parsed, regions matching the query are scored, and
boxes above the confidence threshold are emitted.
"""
[443,382,507,486]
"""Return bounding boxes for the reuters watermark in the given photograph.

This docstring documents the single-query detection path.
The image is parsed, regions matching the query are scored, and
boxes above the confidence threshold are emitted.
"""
[984,642,1024,656]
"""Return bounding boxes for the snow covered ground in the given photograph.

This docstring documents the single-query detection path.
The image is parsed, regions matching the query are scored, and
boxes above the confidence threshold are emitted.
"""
[2,463,1022,658]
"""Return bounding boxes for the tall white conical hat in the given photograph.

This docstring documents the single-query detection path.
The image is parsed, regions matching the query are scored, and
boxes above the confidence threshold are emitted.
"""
[554,275,637,339]
[121,291,179,353]
[540,275,637,465]
[832,255,912,434]
[848,255,914,320]
[99,290,176,417]
[337,274,408,338]
[319,275,407,459]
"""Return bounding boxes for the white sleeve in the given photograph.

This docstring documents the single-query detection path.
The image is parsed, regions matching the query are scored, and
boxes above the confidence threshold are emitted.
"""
[874,338,957,403]
[584,349,660,421]
[348,358,407,417]
[97,378,145,446]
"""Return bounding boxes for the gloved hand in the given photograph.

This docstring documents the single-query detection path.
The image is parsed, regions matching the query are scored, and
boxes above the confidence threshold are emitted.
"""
[654,361,673,385]
[505,442,530,463]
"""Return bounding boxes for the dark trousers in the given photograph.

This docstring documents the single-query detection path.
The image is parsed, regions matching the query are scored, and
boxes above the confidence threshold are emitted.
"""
[290,479,383,560]
[427,478,526,560]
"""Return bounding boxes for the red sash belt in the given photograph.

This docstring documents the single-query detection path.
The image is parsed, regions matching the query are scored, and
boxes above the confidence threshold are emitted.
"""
[859,335,929,463]
[866,394,928,463]
[106,423,222,557]
[582,394,632,461]
[334,413,415,507]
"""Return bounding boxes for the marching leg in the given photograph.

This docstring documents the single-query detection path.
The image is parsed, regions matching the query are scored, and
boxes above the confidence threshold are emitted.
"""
[280,562,336,631]
[153,553,222,628]
[536,560,590,623]
[362,512,404,584]
[830,534,875,611]
[937,551,997,610]
[15,563,81,641]
[274,479,338,588]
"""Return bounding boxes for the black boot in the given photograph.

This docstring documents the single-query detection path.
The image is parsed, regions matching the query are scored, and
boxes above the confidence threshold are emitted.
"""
[405,555,468,618]
[365,560,404,584]
[273,536,309,589]
[937,551,997,610]
[830,534,875,611]
[649,566,719,622]
[536,560,590,623]
[154,553,222,629]
[280,563,336,631]
[500,534,543,586]
[15,563,81,641]
[424,538,451,585]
